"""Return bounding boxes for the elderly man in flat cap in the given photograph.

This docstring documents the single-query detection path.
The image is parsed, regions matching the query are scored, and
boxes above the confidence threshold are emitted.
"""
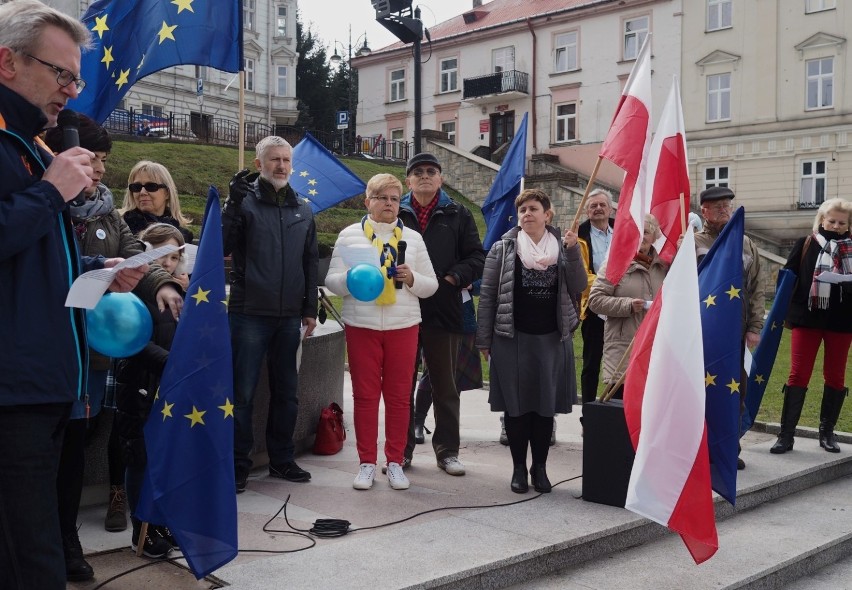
[695,186,765,469]
[397,152,485,476]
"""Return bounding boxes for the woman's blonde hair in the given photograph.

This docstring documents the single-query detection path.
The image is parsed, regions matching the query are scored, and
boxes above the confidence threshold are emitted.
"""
[812,197,852,232]
[119,160,191,226]
[644,214,661,239]
[366,173,402,200]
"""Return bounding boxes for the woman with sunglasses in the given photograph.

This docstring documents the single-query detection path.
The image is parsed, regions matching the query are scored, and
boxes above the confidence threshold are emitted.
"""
[120,160,193,243]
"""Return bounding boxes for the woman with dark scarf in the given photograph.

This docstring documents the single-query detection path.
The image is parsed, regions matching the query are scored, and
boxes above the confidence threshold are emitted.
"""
[588,215,669,400]
[772,197,852,455]
[119,160,193,243]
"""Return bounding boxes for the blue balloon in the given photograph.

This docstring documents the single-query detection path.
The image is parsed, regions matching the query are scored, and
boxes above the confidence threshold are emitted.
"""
[86,292,154,358]
[347,264,385,302]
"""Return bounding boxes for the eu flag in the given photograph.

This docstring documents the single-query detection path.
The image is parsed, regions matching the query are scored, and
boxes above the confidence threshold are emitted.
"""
[741,269,796,434]
[697,206,745,506]
[71,0,242,124]
[135,187,237,579]
[482,112,528,250]
[290,132,367,213]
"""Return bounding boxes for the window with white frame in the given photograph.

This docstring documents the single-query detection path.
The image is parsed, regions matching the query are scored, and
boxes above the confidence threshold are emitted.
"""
[390,69,405,102]
[276,66,287,96]
[707,0,732,31]
[440,58,458,93]
[142,103,164,118]
[554,31,578,72]
[707,73,731,122]
[806,57,833,109]
[440,121,456,144]
[492,46,515,73]
[800,159,826,206]
[623,16,648,60]
[390,128,405,159]
[806,0,836,13]
[243,58,255,91]
[703,166,729,190]
[554,103,577,143]
[243,0,255,31]
[277,5,287,36]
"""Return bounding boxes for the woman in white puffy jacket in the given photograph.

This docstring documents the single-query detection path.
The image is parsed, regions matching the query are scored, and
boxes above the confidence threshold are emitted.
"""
[325,173,438,491]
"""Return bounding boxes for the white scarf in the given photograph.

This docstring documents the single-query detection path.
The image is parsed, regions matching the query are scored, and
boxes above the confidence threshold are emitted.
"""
[516,228,560,270]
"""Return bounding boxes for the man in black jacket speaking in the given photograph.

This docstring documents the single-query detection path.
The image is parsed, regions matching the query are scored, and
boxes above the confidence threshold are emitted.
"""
[398,153,484,476]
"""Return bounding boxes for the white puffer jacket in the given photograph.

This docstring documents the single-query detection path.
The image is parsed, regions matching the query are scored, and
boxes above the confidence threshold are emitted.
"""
[325,220,438,330]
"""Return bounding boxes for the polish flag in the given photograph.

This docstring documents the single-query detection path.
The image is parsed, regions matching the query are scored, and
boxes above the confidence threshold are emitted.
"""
[623,228,718,564]
[648,78,690,262]
[600,35,653,286]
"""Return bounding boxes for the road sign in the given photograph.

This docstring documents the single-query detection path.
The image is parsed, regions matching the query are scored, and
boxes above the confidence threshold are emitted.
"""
[197,78,203,96]
[336,110,349,130]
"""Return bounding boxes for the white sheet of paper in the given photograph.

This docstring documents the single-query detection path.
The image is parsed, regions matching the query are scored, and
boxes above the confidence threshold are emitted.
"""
[461,289,472,303]
[181,243,198,275]
[65,245,180,309]
[744,346,754,376]
[815,271,851,284]
[340,244,380,268]
[295,325,308,372]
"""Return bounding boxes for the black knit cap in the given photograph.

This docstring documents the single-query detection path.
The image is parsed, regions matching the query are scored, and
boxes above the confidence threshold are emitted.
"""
[406,152,442,176]
[699,186,735,204]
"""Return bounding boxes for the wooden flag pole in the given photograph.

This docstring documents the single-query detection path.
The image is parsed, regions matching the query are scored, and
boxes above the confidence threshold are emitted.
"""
[570,156,605,232]
[238,71,246,171]
[600,338,634,402]
[679,192,687,234]
[136,522,149,556]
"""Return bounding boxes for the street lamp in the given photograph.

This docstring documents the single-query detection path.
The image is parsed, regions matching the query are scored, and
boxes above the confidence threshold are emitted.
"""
[331,27,371,154]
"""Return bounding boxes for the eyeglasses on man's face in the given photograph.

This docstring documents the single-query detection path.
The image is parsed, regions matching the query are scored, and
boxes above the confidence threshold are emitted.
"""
[411,167,440,178]
[24,53,86,92]
[129,182,167,193]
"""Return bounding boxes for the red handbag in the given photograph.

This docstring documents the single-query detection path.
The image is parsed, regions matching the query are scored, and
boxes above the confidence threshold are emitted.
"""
[313,402,346,455]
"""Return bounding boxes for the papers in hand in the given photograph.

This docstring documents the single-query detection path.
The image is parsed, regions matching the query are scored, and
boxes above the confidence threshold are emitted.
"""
[65,244,181,309]
[340,244,381,268]
[815,271,851,284]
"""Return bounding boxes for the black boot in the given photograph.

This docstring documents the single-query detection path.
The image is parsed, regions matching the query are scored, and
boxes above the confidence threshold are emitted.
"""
[819,386,847,453]
[770,385,807,454]
[414,421,426,445]
[63,531,94,582]
[530,464,552,493]
[510,465,529,494]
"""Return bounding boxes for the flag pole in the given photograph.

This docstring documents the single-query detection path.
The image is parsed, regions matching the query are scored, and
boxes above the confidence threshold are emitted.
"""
[571,156,604,232]
[679,192,687,234]
[238,71,246,170]
[600,338,634,402]
[136,522,149,557]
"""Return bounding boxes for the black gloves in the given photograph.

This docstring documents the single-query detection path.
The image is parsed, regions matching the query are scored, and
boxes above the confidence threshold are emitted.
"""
[227,169,255,206]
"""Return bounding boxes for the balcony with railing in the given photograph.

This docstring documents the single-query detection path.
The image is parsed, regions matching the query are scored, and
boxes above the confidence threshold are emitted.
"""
[463,70,529,102]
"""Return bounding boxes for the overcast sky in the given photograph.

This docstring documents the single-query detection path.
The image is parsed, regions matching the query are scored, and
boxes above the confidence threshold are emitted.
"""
[297,0,490,56]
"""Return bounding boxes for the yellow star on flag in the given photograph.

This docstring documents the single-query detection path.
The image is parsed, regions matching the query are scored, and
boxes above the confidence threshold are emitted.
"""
[101,46,114,69]
[161,401,174,421]
[299,170,309,177]
[703,294,717,308]
[92,15,109,38]
[727,378,741,394]
[308,189,318,196]
[115,69,130,90]
[219,398,235,418]
[158,21,178,44]
[754,374,765,385]
[172,0,195,13]
[308,179,317,186]
[191,286,211,305]
[705,372,717,387]
[726,285,741,299]
[185,406,206,427]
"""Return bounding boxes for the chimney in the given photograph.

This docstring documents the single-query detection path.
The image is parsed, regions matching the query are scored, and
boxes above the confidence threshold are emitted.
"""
[473,0,482,7]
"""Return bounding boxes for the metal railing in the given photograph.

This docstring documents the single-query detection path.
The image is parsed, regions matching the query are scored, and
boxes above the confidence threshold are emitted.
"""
[463,70,530,100]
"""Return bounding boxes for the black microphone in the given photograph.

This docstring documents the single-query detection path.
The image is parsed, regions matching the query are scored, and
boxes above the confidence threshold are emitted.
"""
[395,240,407,289]
[57,109,85,207]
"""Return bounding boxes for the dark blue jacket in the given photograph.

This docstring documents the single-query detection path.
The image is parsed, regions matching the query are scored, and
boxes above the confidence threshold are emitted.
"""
[0,85,102,406]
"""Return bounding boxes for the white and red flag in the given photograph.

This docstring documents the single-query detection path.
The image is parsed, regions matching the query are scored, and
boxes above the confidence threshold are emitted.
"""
[648,77,690,262]
[622,228,718,564]
[599,35,653,286]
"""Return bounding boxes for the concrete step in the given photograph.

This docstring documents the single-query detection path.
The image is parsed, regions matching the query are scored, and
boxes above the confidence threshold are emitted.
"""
[782,555,852,590]
[508,474,852,590]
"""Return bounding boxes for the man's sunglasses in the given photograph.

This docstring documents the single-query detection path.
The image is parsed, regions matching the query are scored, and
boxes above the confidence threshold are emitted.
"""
[128,182,167,193]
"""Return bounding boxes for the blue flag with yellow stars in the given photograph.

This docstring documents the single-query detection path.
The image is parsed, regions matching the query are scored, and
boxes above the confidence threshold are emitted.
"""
[741,268,796,434]
[71,0,242,124]
[482,112,528,251]
[290,132,367,213]
[135,187,237,579]
[697,206,745,506]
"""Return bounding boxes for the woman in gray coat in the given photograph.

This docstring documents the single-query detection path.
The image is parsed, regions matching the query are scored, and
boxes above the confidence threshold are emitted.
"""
[476,189,587,494]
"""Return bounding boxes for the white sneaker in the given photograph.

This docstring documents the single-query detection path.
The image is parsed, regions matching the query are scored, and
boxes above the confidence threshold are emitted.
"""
[386,462,410,490]
[438,456,466,476]
[353,463,376,490]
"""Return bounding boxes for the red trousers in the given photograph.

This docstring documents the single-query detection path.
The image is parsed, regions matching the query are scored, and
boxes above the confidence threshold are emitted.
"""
[345,325,419,464]
[787,327,852,390]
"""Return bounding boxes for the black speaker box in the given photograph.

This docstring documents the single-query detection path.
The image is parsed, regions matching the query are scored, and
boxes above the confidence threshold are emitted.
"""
[581,399,636,507]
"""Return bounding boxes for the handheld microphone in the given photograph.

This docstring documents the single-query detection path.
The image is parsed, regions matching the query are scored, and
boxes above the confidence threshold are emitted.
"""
[395,240,407,289]
[57,109,86,207]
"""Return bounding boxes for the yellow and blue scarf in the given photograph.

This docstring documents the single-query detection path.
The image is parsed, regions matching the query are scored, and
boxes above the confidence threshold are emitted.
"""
[362,216,404,305]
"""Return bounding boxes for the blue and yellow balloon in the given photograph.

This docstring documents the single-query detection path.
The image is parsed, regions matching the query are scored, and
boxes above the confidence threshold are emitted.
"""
[86,292,153,358]
[347,264,385,302]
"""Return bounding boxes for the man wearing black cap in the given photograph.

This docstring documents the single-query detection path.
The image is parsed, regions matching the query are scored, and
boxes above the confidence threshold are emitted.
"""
[696,186,765,469]
[398,153,484,476]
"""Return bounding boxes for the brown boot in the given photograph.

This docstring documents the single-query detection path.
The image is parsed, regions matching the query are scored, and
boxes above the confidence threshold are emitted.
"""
[104,484,128,532]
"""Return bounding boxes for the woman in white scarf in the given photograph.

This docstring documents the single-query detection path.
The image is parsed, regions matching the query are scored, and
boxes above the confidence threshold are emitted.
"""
[476,189,587,494]
[772,197,852,455]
